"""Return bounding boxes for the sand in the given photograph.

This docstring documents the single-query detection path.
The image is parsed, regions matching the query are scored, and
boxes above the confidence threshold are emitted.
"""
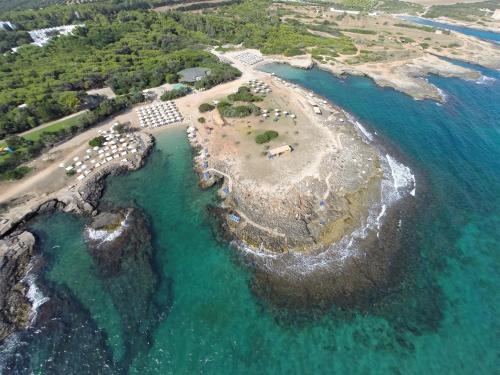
[179,51,384,253]
[0,106,143,205]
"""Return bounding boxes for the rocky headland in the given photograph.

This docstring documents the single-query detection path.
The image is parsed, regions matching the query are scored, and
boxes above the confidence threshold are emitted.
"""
[187,69,416,306]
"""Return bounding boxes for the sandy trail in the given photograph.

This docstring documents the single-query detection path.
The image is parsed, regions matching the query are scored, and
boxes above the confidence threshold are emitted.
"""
[205,168,233,192]
[0,108,140,204]
[238,210,286,238]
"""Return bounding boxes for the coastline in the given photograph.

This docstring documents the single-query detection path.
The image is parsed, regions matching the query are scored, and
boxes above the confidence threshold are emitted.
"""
[0,42,485,337]
[252,50,483,103]
[183,59,417,306]
[0,131,154,341]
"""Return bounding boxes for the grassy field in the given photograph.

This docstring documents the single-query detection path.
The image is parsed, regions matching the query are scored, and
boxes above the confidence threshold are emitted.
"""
[0,112,88,148]
[23,112,88,142]
[0,111,88,162]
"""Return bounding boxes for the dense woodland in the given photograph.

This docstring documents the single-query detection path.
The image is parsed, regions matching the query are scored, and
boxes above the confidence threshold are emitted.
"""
[0,0,359,139]
[0,0,442,178]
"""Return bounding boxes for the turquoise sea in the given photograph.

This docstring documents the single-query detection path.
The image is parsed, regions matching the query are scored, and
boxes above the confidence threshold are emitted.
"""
[1,59,500,373]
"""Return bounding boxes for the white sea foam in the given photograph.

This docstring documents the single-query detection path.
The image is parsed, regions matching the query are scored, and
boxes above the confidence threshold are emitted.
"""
[476,75,496,85]
[386,154,416,200]
[436,87,448,103]
[85,212,130,246]
[0,333,22,373]
[355,121,374,142]
[23,271,49,325]
[344,112,374,142]
[236,150,416,277]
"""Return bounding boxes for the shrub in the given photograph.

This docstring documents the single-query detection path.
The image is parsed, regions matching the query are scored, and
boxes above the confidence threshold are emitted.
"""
[2,166,31,180]
[199,103,215,112]
[284,47,304,56]
[217,101,260,118]
[161,86,191,101]
[89,136,106,147]
[255,130,279,144]
[113,123,127,134]
[198,117,206,123]
[228,86,263,102]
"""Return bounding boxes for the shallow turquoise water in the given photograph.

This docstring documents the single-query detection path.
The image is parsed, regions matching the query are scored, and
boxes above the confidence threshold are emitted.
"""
[3,63,500,374]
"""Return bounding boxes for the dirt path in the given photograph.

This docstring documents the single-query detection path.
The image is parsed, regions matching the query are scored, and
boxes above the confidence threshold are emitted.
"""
[0,108,139,204]
[238,210,286,238]
[205,168,233,192]
[336,133,343,150]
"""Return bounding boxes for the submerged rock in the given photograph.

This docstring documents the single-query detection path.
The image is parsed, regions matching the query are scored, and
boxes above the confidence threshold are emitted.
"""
[83,208,162,367]
[3,283,117,374]
[0,231,35,342]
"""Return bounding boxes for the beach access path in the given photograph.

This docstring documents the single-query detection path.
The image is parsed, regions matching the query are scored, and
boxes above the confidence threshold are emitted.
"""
[0,107,140,204]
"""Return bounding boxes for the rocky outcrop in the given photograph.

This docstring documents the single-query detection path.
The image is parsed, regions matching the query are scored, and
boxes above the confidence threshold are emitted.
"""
[0,132,155,342]
[83,208,161,368]
[0,133,154,238]
[0,231,36,341]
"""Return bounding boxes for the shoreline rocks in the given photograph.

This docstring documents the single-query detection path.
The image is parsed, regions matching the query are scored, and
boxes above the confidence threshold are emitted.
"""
[0,132,154,343]
[188,75,417,307]
[0,231,36,341]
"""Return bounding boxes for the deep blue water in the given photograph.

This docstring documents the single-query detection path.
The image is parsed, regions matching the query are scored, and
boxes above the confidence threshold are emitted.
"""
[400,15,500,44]
[1,62,499,374]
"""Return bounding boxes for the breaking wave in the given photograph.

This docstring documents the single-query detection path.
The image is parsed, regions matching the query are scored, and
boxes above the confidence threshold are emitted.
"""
[235,115,416,276]
[436,87,448,102]
[24,275,50,324]
[85,212,130,247]
[476,75,496,85]
[22,260,49,325]
[344,112,374,142]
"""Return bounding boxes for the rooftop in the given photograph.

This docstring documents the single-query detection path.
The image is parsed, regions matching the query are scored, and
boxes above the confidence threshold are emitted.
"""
[178,67,211,83]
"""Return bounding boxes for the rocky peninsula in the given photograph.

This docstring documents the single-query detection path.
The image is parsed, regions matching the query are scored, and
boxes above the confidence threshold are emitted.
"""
[177,56,416,306]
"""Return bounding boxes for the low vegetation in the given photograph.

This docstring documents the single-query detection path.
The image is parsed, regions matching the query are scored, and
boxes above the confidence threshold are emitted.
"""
[199,103,215,112]
[228,87,263,102]
[1,166,31,181]
[424,1,498,21]
[255,130,278,144]
[346,50,388,65]
[341,28,377,35]
[161,87,191,101]
[217,101,260,118]
[394,23,435,33]
[89,136,106,147]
